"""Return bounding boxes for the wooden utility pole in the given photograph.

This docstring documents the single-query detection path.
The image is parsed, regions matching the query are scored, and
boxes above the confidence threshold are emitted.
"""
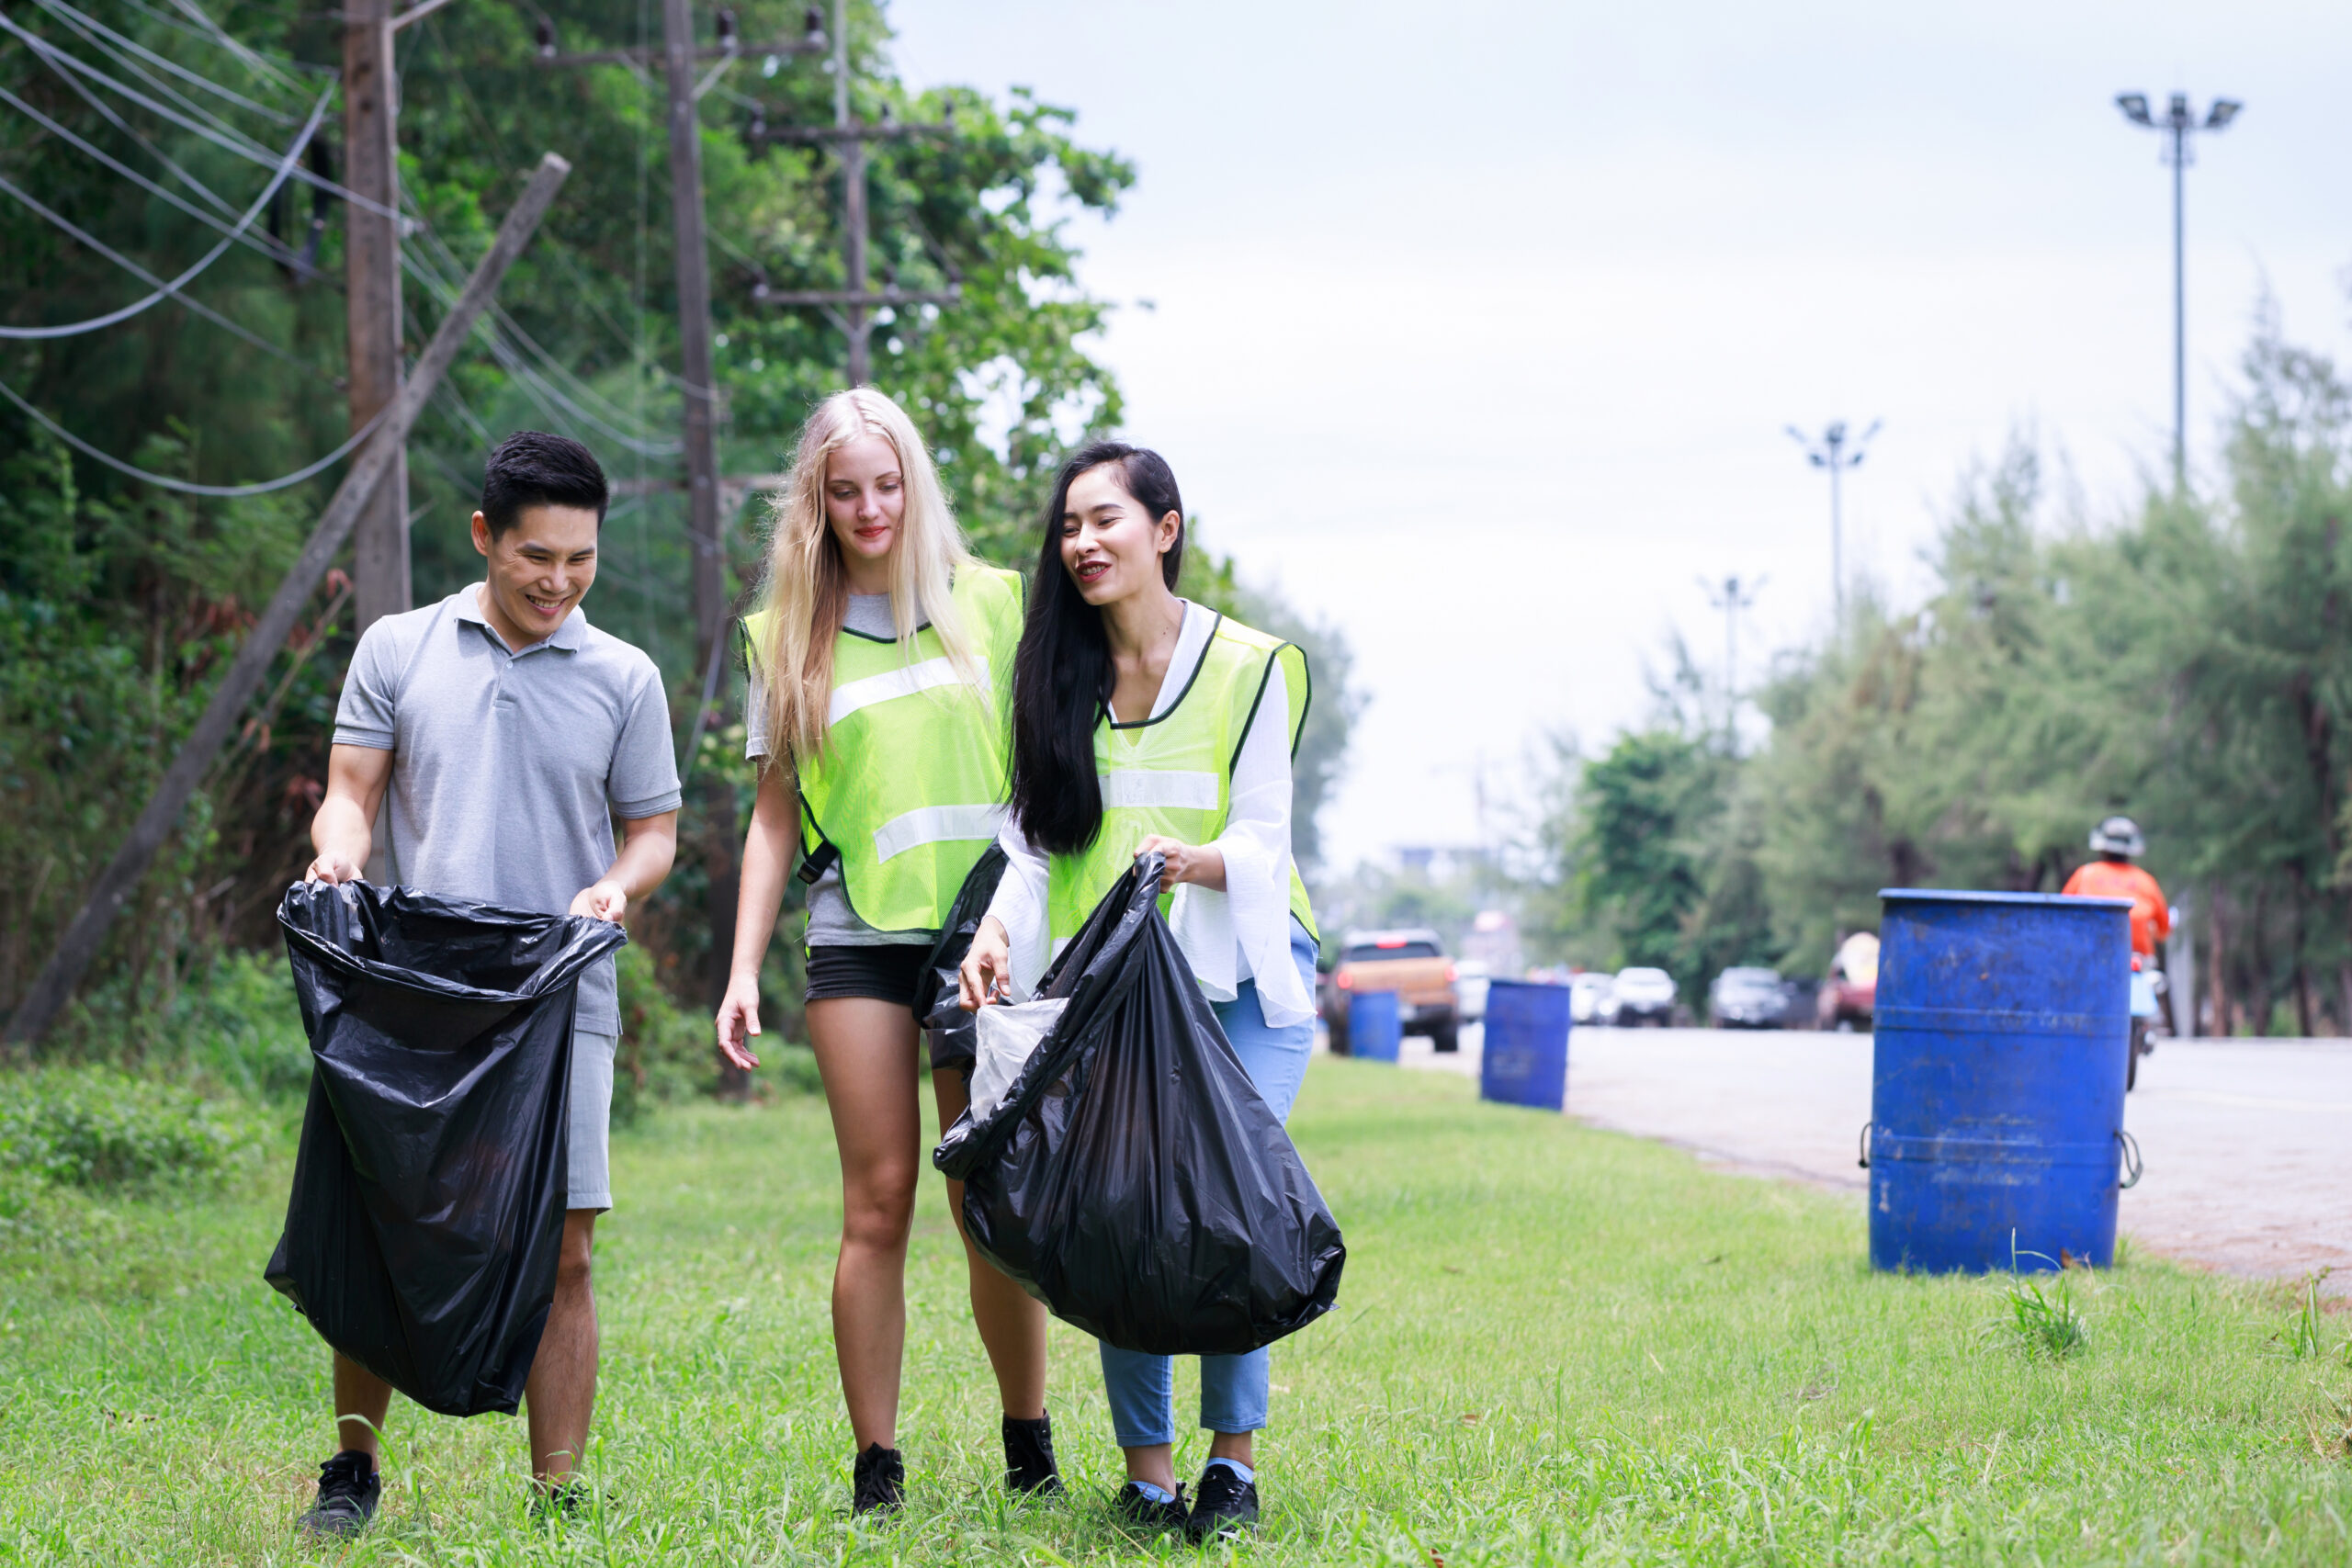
[4,155,573,1052]
[660,0,725,668]
[751,0,956,380]
[544,6,819,1078]
[833,0,866,385]
[344,0,410,632]
[656,0,744,1080]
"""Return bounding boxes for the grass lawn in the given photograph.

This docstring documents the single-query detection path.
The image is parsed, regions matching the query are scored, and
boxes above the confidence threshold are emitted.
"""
[1,1057,2347,1564]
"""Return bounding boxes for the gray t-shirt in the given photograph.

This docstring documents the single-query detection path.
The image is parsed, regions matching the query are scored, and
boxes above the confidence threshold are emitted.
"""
[745,592,929,947]
[334,587,684,1030]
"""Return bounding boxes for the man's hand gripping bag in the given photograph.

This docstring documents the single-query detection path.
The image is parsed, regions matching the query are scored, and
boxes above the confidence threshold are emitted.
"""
[933,854,1346,1356]
[265,882,626,1417]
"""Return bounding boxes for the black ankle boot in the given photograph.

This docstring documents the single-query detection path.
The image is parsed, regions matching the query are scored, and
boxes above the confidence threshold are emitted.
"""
[1002,1412,1061,1495]
[852,1442,904,1516]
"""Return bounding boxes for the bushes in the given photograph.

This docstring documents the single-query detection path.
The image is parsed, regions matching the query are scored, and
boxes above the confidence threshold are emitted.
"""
[613,942,714,1127]
[0,1066,260,1191]
[48,948,311,1101]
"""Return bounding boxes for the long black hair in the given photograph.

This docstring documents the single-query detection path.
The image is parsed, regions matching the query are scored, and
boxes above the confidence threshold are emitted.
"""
[1008,441,1186,854]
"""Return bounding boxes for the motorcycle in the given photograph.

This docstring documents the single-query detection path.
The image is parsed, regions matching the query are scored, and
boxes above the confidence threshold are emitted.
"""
[2127,964,2166,1092]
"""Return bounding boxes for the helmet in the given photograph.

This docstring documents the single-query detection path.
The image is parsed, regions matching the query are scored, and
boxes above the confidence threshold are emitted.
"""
[2088,815,2145,857]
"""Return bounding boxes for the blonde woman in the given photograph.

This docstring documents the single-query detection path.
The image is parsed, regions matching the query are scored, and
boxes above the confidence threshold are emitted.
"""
[717,389,1048,1515]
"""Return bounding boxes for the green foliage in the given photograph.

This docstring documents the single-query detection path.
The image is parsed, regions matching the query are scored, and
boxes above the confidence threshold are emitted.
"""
[612,942,713,1127]
[0,431,342,1032]
[1524,311,2352,1031]
[1747,320,2352,1028]
[2276,1269,2349,1364]
[0,1066,258,1190]
[1987,1267,2092,1361]
[47,948,313,1101]
[0,0,1159,1050]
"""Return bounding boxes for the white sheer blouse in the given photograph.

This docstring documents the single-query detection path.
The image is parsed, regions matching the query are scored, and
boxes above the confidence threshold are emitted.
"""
[983,600,1316,1030]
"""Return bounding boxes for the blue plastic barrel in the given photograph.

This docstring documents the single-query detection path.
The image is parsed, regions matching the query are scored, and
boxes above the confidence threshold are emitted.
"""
[1348,990,1400,1063]
[1866,888,2142,1273]
[1479,979,1570,1111]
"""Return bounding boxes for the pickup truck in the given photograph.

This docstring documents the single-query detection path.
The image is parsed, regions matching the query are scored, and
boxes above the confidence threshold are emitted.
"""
[1325,928,1460,1054]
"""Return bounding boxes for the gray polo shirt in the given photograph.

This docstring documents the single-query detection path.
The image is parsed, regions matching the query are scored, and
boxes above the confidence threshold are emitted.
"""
[333,586,683,1032]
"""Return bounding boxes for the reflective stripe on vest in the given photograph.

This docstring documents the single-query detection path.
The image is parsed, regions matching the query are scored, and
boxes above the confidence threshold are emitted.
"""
[1047,612,1320,945]
[1102,769,1221,811]
[830,654,986,726]
[743,563,1023,934]
[873,802,1008,864]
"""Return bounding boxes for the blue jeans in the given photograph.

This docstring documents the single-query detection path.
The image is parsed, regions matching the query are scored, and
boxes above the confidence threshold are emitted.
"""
[1099,922,1317,1447]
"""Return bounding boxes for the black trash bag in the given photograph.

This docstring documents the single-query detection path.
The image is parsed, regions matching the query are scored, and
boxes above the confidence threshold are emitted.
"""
[933,853,1346,1356]
[265,881,627,1417]
[912,841,1010,1071]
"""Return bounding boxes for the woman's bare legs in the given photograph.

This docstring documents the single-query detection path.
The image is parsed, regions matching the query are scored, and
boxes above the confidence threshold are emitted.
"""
[808,998,922,1450]
[932,1067,1049,1418]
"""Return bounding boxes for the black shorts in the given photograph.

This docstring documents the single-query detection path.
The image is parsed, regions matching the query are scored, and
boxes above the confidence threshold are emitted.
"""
[804,943,932,1006]
[806,943,978,1074]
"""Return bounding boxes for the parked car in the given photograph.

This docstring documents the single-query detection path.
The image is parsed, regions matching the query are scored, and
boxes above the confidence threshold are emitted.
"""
[1817,931,1879,1032]
[1608,966,1678,1027]
[1568,970,1614,1026]
[1709,966,1788,1028]
[1327,929,1460,1053]
[1454,959,1491,1022]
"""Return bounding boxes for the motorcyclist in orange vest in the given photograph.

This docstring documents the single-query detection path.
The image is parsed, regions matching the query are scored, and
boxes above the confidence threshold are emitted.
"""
[2060,816,2170,962]
[2061,815,2169,1089]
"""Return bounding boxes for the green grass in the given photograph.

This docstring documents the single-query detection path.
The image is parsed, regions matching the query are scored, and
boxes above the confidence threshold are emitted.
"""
[1,1059,2348,1564]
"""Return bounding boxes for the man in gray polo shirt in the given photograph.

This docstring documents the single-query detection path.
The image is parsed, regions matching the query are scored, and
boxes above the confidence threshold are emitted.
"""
[296,431,680,1535]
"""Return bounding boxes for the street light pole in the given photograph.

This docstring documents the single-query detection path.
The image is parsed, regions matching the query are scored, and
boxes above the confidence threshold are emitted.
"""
[2115,90,2241,491]
[1699,573,1764,747]
[1786,419,1877,624]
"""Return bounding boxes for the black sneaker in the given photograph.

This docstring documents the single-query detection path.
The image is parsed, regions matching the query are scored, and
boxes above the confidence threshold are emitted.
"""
[295,1450,379,1539]
[1113,1481,1188,1531]
[529,1479,594,1523]
[1003,1413,1062,1495]
[1186,1465,1260,1542]
[852,1443,904,1517]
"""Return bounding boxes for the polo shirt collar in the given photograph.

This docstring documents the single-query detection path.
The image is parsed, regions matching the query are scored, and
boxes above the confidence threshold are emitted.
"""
[455,584,591,654]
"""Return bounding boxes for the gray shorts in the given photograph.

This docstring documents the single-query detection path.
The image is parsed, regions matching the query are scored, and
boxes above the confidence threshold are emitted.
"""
[570,1028,617,1212]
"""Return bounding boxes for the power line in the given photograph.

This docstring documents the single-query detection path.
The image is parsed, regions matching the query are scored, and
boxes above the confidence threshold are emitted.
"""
[398,243,684,456]
[25,25,243,219]
[0,85,323,277]
[32,0,300,125]
[0,183,328,374]
[152,0,311,92]
[0,376,391,496]
[0,87,331,341]
[0,13,406,222]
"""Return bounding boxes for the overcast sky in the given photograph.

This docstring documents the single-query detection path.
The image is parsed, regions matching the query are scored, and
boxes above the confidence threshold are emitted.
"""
[892,0,2352,871]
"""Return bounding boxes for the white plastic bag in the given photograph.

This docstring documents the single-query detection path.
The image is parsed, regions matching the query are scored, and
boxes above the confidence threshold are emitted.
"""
[969,998,1069,1122]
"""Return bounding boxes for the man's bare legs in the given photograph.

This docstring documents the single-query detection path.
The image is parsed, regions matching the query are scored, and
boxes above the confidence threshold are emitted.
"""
[525,1209,601,1485]
[808,998,923,1450]
[932,1067,1049,1419]
[331,1356,393,1463]
[325,1208,598,1487]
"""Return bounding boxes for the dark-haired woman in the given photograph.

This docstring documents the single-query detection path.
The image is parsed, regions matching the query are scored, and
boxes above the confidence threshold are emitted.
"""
[957,442,1318,1542]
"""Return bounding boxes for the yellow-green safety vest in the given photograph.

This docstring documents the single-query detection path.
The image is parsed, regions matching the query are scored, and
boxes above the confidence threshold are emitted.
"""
[744,564,1023,935]
[1046,612,1320,945]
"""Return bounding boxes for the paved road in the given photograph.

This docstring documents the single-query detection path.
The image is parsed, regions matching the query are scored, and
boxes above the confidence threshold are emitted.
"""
[1392,1024,2350,1288]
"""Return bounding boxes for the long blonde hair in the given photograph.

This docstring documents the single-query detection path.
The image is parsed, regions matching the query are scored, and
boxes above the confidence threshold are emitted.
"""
[754,388,984,762]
